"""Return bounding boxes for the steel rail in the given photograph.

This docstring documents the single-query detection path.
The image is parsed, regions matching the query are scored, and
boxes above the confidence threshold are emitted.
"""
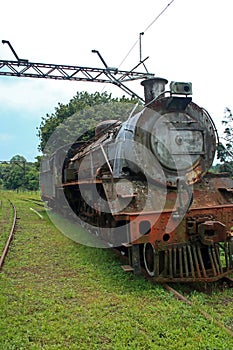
[0,200,17,270]
[162,283,233,338]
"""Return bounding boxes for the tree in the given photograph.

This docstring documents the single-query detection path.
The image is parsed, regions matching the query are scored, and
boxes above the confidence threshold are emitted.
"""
[217,107,233,161]
[217,107,233,175]
[10,155,27,164]
[37,91,139,153]
[25,166,39,190]
[0,155,39,191]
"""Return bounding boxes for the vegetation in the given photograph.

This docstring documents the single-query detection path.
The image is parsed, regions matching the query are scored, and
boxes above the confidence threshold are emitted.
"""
[210,162,233,175]
[217,107,233,175]
[37,91,140,153]
[0,191,233,349]
[0,155,39,191]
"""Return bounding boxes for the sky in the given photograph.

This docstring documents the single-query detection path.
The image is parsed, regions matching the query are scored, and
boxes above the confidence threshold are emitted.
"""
[0,0,233,161]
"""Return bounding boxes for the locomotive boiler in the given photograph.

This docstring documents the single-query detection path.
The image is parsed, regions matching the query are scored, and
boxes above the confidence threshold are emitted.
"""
[41,77,233,282]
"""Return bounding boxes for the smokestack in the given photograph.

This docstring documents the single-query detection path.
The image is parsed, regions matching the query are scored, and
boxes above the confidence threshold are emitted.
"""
[141,77,168,105]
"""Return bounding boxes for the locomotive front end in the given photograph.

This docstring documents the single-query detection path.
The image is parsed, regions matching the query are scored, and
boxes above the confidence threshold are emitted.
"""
[136,78,217,186]
[126,78,233,281]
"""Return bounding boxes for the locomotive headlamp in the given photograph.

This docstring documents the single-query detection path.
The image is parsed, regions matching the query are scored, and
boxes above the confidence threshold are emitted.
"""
[170,81,192,95]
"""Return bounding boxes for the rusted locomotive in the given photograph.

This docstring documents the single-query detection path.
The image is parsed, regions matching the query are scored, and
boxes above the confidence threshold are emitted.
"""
[41,77,233,282]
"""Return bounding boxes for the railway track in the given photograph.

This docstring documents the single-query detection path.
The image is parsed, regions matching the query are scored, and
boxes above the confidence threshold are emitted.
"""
[162,280,233,338]
[0,200,17,270]
[117,246,233,338]
[22,198,44,207]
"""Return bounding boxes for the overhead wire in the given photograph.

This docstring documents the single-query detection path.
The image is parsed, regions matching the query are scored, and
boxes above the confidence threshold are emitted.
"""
[117,0,176,69]
[144,0,175,32]
[99,0,176,97]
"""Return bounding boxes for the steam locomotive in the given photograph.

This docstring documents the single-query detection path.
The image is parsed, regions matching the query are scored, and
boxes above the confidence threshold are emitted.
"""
[41,77,233,282]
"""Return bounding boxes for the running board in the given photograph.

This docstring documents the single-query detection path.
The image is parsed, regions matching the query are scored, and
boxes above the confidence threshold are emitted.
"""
[121,265,134,272]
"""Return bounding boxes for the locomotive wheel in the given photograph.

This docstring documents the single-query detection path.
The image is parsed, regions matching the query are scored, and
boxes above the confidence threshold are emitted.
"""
[143,242,155,277]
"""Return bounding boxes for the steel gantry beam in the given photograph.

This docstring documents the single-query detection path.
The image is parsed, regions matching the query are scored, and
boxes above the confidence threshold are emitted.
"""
[0,59,154,101]
[0,59,152,83]
[0,41,154,101]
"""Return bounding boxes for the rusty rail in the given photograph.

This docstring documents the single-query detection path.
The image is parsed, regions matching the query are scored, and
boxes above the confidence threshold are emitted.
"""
[163,283,233,338]
[0,200,17,270]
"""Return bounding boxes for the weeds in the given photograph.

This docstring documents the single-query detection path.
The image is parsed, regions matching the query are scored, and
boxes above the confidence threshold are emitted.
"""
[0,191,233,349]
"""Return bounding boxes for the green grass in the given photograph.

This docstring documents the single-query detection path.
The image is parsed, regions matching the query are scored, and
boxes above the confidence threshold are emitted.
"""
[0,195,14,254]
[0,191,233,349]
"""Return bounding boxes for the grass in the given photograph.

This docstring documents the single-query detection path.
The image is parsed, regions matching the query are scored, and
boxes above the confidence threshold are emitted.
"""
[0,190,233,349]
[0,195,14,254]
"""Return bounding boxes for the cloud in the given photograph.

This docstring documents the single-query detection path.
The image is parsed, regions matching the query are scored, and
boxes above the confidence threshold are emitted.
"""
[0,133,14,142]
[0,79,67,116]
